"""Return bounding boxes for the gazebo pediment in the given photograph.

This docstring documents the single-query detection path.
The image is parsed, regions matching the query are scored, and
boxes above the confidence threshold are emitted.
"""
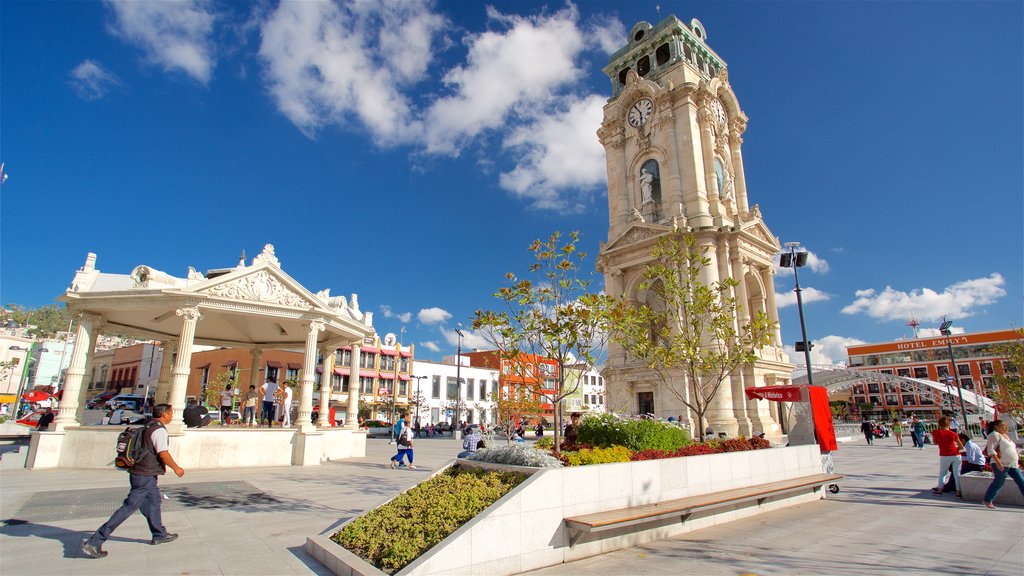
[186,264,323,312]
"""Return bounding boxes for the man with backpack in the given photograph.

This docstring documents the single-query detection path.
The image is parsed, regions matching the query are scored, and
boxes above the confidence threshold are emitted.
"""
[81,404,185,559]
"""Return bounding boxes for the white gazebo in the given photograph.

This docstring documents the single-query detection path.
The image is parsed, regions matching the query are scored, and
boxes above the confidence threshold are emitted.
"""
[26,245,376,469]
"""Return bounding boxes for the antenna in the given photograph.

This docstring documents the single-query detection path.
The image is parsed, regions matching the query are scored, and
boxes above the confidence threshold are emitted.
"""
[906,316,920,339]
[656,4,661,19]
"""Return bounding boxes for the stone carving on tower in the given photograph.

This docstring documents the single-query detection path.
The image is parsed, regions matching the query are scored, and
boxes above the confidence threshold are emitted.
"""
[598,15,793,438]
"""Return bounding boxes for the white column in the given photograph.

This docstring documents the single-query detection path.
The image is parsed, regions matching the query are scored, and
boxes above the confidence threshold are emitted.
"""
[761,267,783,346]
[730,251,753,435]
[318,346,335,427]
[53,313,100,431]
[297,319,326,431]
[153,339,177,404]
[729,124,750,214]
[344,345,361,429]
[75,326,103,424]
[167,307,201,432]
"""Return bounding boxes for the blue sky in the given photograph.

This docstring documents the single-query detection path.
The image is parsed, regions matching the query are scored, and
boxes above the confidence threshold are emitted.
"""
[1,1,1021,366]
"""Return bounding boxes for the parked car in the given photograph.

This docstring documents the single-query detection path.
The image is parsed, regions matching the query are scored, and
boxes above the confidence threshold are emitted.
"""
[104,394,146,411]
[87,390,119,409]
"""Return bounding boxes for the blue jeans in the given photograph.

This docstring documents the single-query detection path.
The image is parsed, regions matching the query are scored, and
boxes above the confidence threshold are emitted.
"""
[88,474,168,545]
[984,466,1024,503]
[260,401,275,425]
[391,448,413,465]
[243,406,255,425]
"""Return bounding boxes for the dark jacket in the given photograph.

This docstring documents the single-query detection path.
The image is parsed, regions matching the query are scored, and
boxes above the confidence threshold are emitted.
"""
[131,419,167,476]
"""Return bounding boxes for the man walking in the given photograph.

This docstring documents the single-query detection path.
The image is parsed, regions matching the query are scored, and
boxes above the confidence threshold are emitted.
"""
[861,419,874,445]
[81,404,184,558]
[259,376,278,427]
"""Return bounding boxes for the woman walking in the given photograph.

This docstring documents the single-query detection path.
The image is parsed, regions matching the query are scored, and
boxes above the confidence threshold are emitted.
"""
[982,419,1024,509]
[931,416,964,497]
[390,423,416,469]
[892,420,904,447]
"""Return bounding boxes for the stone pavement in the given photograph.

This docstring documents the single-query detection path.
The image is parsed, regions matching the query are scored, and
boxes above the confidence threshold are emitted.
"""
[1,434,1021,576]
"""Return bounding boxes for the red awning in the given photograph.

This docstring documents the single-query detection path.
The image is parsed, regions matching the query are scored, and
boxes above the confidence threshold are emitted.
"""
[221,361,237,368]
[266,361,282,368]
[22,390,52,403]
[398,374,411,381]
[378,373,395,379]
[359,370,376,378]
[400,350,413,358]
[380,348,397,356]
[334,368,350,376]
[287,363,302,370]
[196,362,211,369]
[744,385,804,402]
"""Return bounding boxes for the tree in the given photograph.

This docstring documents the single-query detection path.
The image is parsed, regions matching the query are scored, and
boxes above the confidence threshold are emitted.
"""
[606,229,776,439]
[4,304,72,338]
[991,330,1024,425]
[473,231,614,454]
[202,371,234,409]
[488,387,545,444]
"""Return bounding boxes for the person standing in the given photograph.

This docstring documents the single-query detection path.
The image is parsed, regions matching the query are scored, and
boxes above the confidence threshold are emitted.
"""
[931,416,964,497]
[81,404,184,558]
[259,376,278,427]
[36,407,54,431]
[892,420,904,447]
[983,419,1024,509]
[912,416,927,449]
[241,385,258,426]
[219,384,234,425]
[279,383,293,427]
[860,420,874,445]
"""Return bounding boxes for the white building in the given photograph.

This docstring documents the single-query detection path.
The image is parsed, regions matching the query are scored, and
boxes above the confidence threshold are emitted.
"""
[412,358,499,427]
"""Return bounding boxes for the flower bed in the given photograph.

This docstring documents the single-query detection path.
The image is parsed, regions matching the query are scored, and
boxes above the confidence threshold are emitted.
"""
[332,466,526,574]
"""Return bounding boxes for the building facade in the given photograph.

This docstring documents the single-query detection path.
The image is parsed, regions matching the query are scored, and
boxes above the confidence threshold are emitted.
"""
[412,358,499,427]
[463,350,560,423]
[597,15,790,436]
[846,329,1019,417]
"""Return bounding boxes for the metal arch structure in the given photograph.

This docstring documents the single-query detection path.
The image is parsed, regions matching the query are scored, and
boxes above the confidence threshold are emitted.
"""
[792,364,997,417]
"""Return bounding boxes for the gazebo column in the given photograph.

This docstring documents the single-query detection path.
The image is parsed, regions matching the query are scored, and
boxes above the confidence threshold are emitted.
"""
[53,313,100,431]
[318,345,335,427]
[153,339,177,404]
[296,319,325,432]
[167,307,201,433]
[344,345,361,430]
[249,346,263,421]
[75,325,104,424]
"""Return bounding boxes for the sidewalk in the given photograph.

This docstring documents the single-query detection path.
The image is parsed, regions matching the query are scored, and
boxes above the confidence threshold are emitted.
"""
[1,435,1021,576]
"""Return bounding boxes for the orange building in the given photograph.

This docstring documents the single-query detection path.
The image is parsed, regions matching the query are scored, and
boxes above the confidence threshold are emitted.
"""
[846,329,1019,417]
[463,350,559,421]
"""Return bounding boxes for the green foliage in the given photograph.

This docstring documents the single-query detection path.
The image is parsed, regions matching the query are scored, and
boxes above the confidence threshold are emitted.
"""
[334,467,525,573]
[535,436,554,449]
[562,445,633,466]
[606,229,776,437]
[4,304,72,338]
[472,231,614,454]
[467,444,563,468]
[577,413,691,451]
[992,330,1024,425]
[202,371,235,408]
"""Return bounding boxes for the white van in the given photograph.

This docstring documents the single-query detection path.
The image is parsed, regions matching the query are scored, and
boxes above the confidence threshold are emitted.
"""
[104,395,146,411]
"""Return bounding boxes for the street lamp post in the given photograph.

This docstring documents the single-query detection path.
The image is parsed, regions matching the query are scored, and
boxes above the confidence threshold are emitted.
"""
[454,324,464,439]
[411,375,427,436]
[939,319,969,429]
[780,242,814,385]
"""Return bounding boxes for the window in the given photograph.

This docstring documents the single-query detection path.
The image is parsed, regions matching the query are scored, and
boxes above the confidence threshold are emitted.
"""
[337,375,347,392]
[913,367,929,378]
[479,380,487,400]
[896,368,910,377]
[466,378,474,401]
[430,407,439,423]
[525,364,534,378]
[360,377,374,394]
[360,353,376,369]
[341,350,351,366]
[286,367,299,382]
[885,395,898,406]
[656,43,670,66]
[852,385,864,395]
[869,396,881,405]
[431,376,441,399]
[502,361,510,375]
[980,362,994,375]
[636,55,650,76]
[447,377,459,400]
[1003,360,1018,373]
[398,381,407,396]
[618,68,629,85]
[868,383,880,394]
[957,364,972,377]
[960,378,974,390]
[901,395,916,405]
[380,356,395,371]
[399,358,410,372]
[936,365,950,378]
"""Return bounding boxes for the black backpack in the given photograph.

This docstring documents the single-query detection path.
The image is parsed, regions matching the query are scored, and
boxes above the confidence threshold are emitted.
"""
[114,423,149,470]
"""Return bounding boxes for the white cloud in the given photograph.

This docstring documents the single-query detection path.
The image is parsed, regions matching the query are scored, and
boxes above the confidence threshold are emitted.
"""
[775,249,829,276]
[417,307,452,324]
[841,273,1006,322]
[917,326,966,337]
[380,305,412,323]
[784,334,866,367]
[69,60,120,100]
[106,0,217,83]
[776,286,831,309]
[498,94,608,210]
[420,341,440,352]
[441,327,490,350]
[586,15,626,54]
[258,0,445,142]
[422,4,587,154]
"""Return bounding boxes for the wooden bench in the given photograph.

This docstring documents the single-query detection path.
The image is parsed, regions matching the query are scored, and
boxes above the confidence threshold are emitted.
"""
[564,473,843,547]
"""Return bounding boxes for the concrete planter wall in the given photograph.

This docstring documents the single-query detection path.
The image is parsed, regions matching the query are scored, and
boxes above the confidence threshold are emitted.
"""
[307,444,825,576]
[960,471,1024,506]
[25,426,366,469]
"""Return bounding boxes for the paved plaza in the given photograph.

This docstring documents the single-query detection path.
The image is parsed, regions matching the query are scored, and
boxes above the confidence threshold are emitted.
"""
[0,434,1021,576]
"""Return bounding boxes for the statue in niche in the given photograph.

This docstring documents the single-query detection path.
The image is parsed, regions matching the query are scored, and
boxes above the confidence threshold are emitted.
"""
[638,159,661,206]
[629,208,645,223]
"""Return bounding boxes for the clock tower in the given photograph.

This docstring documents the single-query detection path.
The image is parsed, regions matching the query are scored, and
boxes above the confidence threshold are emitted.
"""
[597,16,792,437]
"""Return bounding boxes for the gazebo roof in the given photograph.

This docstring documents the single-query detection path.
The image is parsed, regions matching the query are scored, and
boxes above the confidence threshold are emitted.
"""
[59,245,374,349]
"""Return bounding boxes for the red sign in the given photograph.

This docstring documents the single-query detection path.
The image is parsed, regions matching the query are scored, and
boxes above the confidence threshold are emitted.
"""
[744,385,803,402]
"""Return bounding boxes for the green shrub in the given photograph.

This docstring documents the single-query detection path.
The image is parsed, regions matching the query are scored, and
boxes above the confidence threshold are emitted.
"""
[562,445,633,466]
[535,436,554,449]
[468,444,563,468]
[334,467,525,573]
[577,413,691,451]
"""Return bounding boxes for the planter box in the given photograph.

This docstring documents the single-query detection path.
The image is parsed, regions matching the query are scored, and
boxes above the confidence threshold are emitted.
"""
[960,471,1024,506]
[307,444,826,576]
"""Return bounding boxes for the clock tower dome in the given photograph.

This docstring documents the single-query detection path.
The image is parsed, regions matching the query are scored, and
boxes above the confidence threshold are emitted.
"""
[597,16,792,436]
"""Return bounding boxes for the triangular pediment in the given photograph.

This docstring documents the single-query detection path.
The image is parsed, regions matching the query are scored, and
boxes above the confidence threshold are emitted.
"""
[602,222,671,254]
[185,264,326,311]
[738,218,781,251]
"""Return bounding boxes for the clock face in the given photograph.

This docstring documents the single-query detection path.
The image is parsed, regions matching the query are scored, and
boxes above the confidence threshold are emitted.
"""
[627,98,654,127]
[711,98,727,127]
